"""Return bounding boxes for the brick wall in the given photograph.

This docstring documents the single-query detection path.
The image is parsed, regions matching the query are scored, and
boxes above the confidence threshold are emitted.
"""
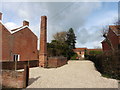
[1,65,29,88]
[0,23,12,61]
[108,28,119,49]
[47,57,68,68]
[102,28,119,51]
[0,22,38,62]
[12,27,38,61]
[0,70,24,88]
[1,60,39,70]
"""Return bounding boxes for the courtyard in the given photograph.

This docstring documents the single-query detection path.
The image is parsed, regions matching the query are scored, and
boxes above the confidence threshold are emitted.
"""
[27,60,118,88]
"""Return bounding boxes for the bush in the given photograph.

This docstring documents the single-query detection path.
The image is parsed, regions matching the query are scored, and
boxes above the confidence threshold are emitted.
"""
[47,40,75,60]
[89,50,120,80]
[70,53,79,60]
[89,51,103,56]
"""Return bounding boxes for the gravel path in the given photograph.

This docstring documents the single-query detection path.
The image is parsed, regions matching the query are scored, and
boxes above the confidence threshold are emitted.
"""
[27,60,118,88]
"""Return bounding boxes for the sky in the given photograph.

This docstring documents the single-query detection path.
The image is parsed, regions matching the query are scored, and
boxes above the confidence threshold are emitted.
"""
[0,1,119,49]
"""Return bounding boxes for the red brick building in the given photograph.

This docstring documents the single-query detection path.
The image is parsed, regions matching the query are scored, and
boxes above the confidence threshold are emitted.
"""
[101,25,120,51]
[0,21,12,61]
[73,48,87,59]
[73,48,102,59]
[11,21,38,61]
[0,13,38,61]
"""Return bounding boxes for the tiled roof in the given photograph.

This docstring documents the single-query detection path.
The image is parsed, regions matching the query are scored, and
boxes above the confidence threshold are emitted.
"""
[87,49,102,51]
[74,48,87,50]
[102,25,120,43]
[73,48,102,52]
[73,48,87,51]
[109,25,120,36]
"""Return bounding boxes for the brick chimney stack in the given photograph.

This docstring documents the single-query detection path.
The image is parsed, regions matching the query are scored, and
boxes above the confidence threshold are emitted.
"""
[23,20,29,26]
[39,16,47,67]
[0,12,2,20]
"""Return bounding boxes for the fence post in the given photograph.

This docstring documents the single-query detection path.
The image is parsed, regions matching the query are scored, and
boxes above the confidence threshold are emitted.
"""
[23,65,29,88]
[15,60,17,71]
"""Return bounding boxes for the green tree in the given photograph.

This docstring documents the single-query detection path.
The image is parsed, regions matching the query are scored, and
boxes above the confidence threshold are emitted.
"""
[89,51,103,56]
[66,28,76,49]
[47,29,76,60]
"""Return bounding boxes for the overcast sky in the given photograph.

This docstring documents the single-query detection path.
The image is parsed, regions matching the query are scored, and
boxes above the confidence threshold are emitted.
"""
[1,1,118,49]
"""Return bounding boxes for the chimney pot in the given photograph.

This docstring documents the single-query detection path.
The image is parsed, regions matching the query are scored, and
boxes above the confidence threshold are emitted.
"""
[23,20,29,26]
[0,12,2,20]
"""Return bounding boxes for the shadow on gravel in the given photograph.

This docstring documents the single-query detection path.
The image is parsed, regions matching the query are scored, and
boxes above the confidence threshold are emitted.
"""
[29,76,41,86]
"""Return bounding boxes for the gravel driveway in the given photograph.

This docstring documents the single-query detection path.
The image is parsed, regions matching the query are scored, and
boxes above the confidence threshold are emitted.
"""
[27,60,118,88]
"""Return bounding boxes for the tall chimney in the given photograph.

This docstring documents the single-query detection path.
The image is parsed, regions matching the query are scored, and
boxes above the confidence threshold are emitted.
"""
[0,12,2,20]
[39,16,47,67]
[23,20,29,26]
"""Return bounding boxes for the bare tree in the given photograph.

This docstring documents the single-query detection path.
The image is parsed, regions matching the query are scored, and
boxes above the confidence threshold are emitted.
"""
[53,31,67,43]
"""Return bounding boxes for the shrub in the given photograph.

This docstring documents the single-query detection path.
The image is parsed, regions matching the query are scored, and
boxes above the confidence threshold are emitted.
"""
[89,50,120,80]
[70,53,78,60]
[89,51,103,56]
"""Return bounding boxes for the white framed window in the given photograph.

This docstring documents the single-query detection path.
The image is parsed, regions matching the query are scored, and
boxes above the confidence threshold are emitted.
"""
[13,54,20,61]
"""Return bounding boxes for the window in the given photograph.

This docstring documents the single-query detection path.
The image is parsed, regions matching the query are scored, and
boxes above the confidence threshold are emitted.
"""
[13,54,20,61]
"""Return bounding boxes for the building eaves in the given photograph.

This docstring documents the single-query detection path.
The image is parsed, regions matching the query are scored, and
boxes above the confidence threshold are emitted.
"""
[11,25,28,34]
[109,25,120,36]
[0,20,3,25]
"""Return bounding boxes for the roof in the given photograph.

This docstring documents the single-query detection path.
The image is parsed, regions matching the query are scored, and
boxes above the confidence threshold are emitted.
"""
[102,25,120,43]
[109,25,120,36]
[87,49,102,51]
[10,25,28,34]
[0,20,4,25]
[101,39,106,43]
[73,48,102,52]
[0,21,29,34]
[10,25,38,39]
[1,21,38,39]
[0,21,11,34]
[73,48,87,51]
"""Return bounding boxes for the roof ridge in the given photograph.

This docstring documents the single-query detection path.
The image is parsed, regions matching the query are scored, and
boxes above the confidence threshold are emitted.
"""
[109,25,119,36]
[11,25,28,34]
[0,20,3,25]
[11,26,23,31]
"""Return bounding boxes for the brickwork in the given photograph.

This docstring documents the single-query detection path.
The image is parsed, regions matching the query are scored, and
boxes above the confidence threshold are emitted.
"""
[0,65,29,88]
[0,18,38,61]
[102,25,120,51]
[1,60,39,70]
[0,22,12,61]
[39,16,47,67]
[12,27,38,61]
[0,70,24,88]
[47,57,67,68]
[23,20,29,26]
[108,28,119,49]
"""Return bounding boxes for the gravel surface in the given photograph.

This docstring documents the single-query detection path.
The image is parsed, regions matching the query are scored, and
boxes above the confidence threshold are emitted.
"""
[27,60,118,88]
